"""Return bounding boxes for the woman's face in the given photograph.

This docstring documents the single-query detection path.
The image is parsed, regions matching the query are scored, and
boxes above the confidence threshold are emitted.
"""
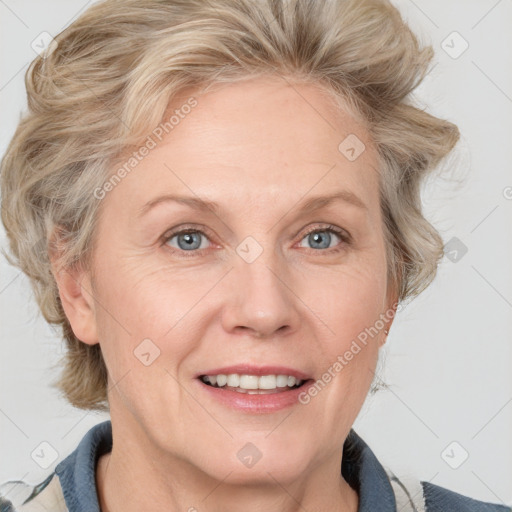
[67,76,397,484]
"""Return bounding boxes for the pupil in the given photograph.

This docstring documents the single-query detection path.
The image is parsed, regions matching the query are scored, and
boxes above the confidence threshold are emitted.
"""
[178,232,200,250]
[311,231,330,249]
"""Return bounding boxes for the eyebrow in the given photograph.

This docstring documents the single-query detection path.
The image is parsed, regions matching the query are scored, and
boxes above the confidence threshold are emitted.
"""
[137,190,367,218]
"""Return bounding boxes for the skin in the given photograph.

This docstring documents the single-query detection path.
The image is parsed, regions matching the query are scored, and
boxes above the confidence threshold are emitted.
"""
[53,76,398,512]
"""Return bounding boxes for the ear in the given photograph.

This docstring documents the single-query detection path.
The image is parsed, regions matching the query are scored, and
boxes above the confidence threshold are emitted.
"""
[379,283,400,347]
[53,263,99,346]
[49,233,98,346]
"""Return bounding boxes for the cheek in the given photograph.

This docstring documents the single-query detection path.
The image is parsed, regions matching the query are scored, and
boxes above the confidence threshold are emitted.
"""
[90,256,206,375]
[299,257,388,335]
[93,253,180,331]
[296,255,388,389]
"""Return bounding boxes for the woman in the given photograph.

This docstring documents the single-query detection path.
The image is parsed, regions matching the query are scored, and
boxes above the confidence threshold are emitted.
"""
[0,0,509,511]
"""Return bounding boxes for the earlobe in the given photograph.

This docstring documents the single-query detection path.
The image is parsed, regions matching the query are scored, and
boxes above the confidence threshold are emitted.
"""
[52,263,99,346]
[380,288,400,346]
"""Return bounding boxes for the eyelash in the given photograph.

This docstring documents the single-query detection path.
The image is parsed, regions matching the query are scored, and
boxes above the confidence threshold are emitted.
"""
[161,224,351,258]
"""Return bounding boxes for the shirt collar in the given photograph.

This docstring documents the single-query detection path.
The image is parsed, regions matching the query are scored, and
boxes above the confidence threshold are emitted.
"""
[56,420,397,512]
[343,428,397,511]
[56,420,112,512]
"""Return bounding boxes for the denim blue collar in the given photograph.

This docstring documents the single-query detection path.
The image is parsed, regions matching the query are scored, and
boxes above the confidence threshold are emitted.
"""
[55,420,397,512]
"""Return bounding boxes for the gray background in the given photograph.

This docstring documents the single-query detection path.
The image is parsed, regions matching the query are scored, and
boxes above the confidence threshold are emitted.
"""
[1,0,511,506]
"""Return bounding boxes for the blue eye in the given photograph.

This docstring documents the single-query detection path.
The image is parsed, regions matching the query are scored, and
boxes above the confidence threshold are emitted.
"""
[162,224,350,257]
[165,229,210,252]
[298,226,347,251]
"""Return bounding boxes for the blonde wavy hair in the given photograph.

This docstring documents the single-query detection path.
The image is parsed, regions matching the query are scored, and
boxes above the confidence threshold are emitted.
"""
[0,0,459,410]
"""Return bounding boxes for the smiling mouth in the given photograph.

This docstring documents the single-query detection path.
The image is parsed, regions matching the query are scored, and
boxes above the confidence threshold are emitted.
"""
[199,375,309,394]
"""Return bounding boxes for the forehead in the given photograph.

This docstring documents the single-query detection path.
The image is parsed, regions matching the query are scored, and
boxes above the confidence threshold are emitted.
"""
[107,76,380,217]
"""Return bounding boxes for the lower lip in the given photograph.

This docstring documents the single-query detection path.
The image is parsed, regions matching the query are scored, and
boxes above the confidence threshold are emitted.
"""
[196,379,314,413]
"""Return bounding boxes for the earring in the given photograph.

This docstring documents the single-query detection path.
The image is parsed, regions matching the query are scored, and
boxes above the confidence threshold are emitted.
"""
[384,329,389,335]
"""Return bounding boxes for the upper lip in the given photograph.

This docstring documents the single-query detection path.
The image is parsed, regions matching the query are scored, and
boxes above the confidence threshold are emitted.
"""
[196,365,312,381]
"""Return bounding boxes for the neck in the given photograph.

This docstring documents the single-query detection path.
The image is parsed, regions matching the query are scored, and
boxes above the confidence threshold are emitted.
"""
[95,420,359,512]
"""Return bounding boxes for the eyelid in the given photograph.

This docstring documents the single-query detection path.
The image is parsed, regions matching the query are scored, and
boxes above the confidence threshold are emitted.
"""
[161,222,351,256]
[298,224,351,243]
[160,224,215,253]
[162,223,215,241]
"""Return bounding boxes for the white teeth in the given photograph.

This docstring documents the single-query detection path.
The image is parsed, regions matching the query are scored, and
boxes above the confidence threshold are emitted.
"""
[276,375,289,387]
[239,375,259,389]
[226,374,239,387]
[202,373,304,390]
[258,375,276,389]
[216,374,227,387]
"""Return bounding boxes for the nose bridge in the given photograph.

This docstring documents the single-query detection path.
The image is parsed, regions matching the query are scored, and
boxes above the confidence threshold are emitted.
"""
[221,242,300,338]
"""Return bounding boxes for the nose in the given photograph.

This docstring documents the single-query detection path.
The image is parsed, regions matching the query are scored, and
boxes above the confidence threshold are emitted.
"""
[221,255,301,339]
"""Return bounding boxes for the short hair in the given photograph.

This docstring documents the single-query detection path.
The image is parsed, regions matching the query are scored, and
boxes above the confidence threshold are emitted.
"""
[0,0,459,410]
